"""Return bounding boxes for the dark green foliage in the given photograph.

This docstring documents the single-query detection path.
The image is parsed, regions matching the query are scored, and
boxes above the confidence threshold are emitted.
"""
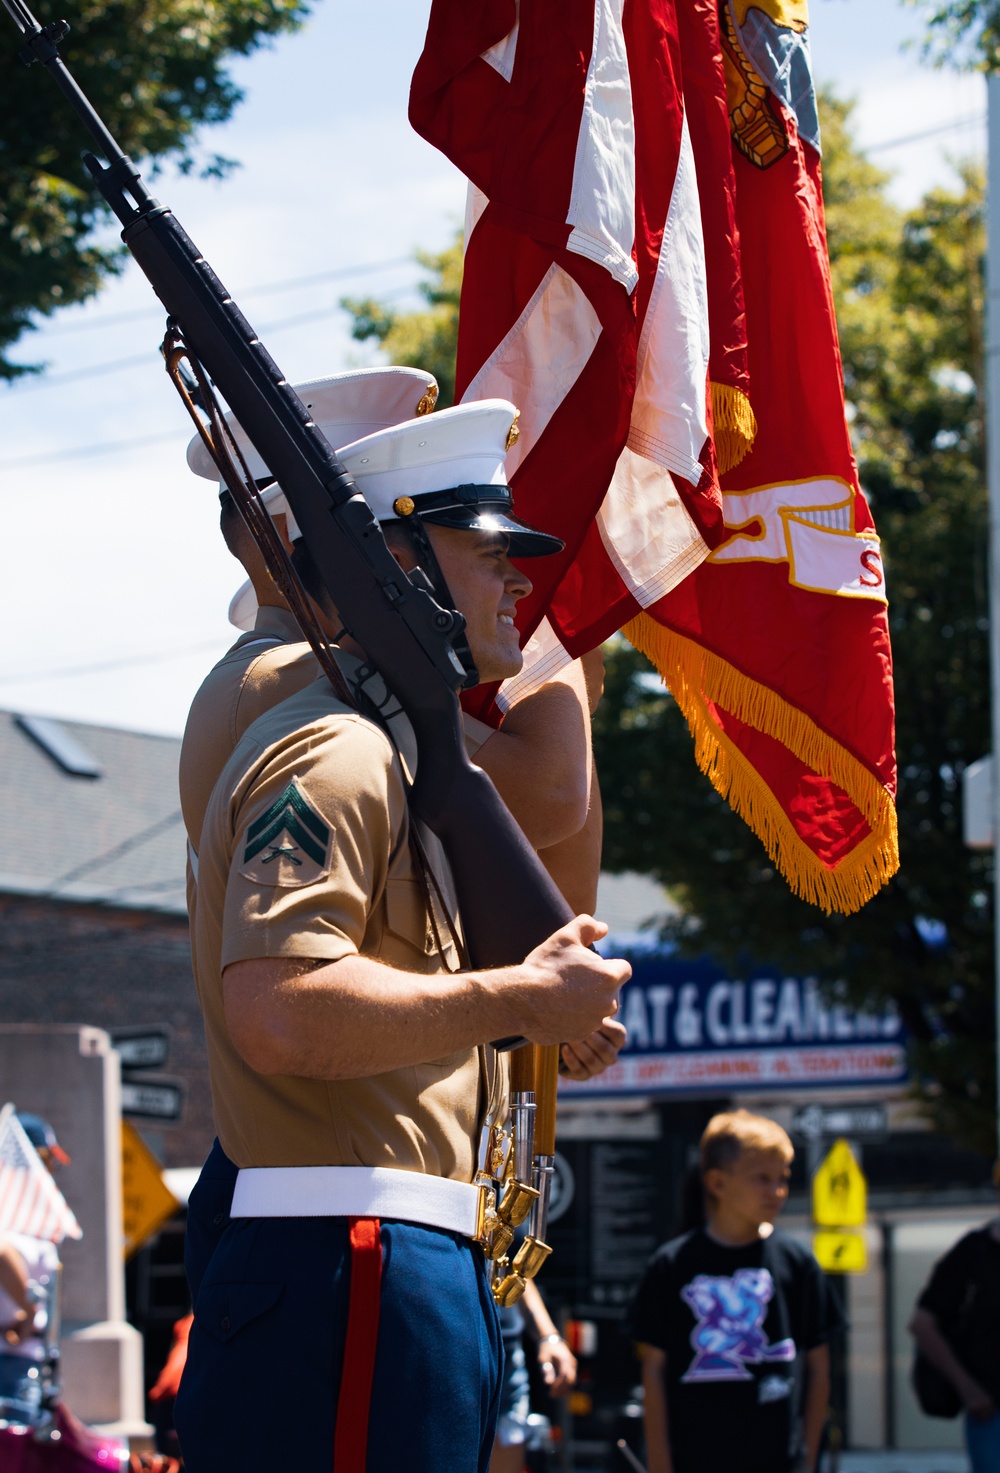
[0,0,307,379]
[908,0,1000,68]
[594,95,997,1154]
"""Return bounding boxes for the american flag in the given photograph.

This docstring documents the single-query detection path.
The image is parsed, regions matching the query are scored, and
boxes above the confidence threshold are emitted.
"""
[410,0,722,715]
[0,1105,81,1244]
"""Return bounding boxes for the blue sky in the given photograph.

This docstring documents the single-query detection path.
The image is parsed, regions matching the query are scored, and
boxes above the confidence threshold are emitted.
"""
[0,0,986,736]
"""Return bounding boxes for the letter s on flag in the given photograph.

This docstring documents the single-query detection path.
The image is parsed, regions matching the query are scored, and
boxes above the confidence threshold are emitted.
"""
[712,478,888,604]
[859,548,884,588]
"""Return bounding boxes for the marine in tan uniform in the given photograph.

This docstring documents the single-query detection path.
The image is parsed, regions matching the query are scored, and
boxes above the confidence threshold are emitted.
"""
[179,369,617,1329]
[174,401,630,1473]
[182,372,616,1077]
[180,365,439,857]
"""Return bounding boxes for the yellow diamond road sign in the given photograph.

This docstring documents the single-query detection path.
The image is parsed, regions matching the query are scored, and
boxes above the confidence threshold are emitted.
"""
[121,1119,180,1259]
[813,1230,868,1274]
[812,1137,867,1227]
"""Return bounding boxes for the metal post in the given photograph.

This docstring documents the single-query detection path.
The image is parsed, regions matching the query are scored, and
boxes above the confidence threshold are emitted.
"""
[987,74,1000,1157]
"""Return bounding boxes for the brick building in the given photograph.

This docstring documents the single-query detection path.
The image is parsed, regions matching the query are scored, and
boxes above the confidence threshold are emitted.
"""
[0,708,211,1169]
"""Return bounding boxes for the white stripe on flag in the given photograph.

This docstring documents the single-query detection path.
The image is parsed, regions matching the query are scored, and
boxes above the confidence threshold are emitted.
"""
[461,263,602,477]
[464,184,490,249]
[496,617,572,712]
[627,112,710,485]
[596,445,707,607]
[566,0,637,290]
[481,0,519,81]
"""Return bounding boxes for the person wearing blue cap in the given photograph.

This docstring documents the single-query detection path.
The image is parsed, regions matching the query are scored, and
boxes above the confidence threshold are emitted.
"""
[175,398,630,1473]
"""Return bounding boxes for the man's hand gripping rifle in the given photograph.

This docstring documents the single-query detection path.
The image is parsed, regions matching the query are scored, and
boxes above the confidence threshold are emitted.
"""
[2,0,597,1299]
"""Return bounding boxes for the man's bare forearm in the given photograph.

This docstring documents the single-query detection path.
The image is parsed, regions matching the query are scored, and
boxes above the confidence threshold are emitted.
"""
[476,661,591,849]
[641,1347,673,1473]
[224,916,629,1080]
[803,1345,830,1471]
[538,757,603,914]
[224,955,512,1078]
[910,1308,985,1402]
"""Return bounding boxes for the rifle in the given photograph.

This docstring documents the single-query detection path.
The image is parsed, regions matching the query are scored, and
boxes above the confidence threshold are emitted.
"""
[2,0,575,1296]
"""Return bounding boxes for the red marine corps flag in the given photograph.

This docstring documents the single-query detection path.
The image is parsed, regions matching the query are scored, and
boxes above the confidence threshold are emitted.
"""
[410,0,897,915]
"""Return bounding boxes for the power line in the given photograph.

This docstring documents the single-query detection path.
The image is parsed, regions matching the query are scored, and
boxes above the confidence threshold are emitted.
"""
[32,255,415,339]
[49,809,184,890]
[868,112,986,153]
[0,429,180,469]
[4,286,415,398]
[0,638,225,684]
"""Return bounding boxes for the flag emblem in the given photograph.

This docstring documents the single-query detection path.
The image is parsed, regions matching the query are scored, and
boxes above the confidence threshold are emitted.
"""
[0,1105,81,1244]
[241,779,332,887]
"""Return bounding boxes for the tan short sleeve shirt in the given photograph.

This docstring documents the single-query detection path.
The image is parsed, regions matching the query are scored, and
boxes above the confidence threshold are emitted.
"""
[193,676,491,1181]
[179,605,319,855]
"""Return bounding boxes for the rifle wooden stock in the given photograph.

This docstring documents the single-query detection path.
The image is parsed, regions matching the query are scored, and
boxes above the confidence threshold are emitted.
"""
[533,1045,560,1157]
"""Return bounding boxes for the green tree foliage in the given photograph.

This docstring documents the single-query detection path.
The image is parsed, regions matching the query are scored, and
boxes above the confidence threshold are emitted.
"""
[341,233,463,407]
[596,95,996,1153]
[908,0,1000,69]
[0,0,307,380]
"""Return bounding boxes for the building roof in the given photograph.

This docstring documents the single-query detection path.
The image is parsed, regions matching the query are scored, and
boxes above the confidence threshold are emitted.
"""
[0,705,677,930]
[0,709,186,916]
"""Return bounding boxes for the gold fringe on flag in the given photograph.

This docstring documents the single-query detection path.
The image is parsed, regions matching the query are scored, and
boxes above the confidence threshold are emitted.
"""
[622,610,899,916]
[711,382,757,475]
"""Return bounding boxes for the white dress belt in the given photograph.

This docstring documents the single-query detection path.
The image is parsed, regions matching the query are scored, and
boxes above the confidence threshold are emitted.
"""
[231,1165,482,1238]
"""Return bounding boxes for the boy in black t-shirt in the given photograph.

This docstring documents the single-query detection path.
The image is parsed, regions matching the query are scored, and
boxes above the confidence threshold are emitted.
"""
[630,1110,840,1473]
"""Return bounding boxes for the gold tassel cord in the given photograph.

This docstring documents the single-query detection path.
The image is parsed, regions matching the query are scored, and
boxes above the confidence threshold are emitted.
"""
[710,381,758,475]
[622,612,899,916]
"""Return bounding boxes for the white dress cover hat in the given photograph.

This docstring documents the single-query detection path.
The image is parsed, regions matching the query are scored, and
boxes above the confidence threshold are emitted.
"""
[189,364,438,530]
[225,395,562,629]
[338,399,562,558]
[200,365,437,629]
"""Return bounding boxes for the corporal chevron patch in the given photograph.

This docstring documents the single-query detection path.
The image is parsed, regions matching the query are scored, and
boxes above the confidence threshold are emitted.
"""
[240,779,332,887]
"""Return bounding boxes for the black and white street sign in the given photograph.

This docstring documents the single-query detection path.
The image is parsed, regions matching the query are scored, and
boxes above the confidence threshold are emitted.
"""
[111,1028,170,1071]
[791,1103,888,1142]
[121,1079,183,1122]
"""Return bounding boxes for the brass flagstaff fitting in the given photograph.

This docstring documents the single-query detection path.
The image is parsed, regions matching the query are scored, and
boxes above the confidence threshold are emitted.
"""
[483,1214,515,1262]
[512,1236,552,1281]
[473,1181,493,1245]
[493,1272,527,1307]
[496,1179,538,1229]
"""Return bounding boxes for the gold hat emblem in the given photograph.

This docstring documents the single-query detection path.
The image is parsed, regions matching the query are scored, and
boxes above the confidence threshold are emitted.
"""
[415,384,439,417]
[393,496,416,517]
[505,411,521,452]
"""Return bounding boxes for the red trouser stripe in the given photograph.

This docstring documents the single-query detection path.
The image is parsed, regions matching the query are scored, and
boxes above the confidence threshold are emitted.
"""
[333,1217,382,1472]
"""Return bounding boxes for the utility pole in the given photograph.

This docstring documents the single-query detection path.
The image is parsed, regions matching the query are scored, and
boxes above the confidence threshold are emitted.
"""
[986,72,1000,1157]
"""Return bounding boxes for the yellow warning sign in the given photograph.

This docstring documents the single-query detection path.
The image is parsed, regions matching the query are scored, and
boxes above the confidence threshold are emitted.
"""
[812,1137,867,1227]
[813,1230,868,1274]
[121,1120,180,1259]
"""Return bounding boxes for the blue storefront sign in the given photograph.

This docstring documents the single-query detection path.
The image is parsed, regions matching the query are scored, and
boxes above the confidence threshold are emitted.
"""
[563,947,906,1098]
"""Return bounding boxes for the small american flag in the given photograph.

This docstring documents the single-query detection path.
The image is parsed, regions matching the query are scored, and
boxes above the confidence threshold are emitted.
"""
[0,1105,81,1243]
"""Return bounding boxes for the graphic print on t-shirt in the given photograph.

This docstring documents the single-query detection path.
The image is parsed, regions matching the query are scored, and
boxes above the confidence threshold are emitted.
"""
[680,1268,797,1382]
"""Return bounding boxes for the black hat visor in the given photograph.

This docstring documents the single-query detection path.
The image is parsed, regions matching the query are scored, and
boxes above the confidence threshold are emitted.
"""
[405,485,563,559]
